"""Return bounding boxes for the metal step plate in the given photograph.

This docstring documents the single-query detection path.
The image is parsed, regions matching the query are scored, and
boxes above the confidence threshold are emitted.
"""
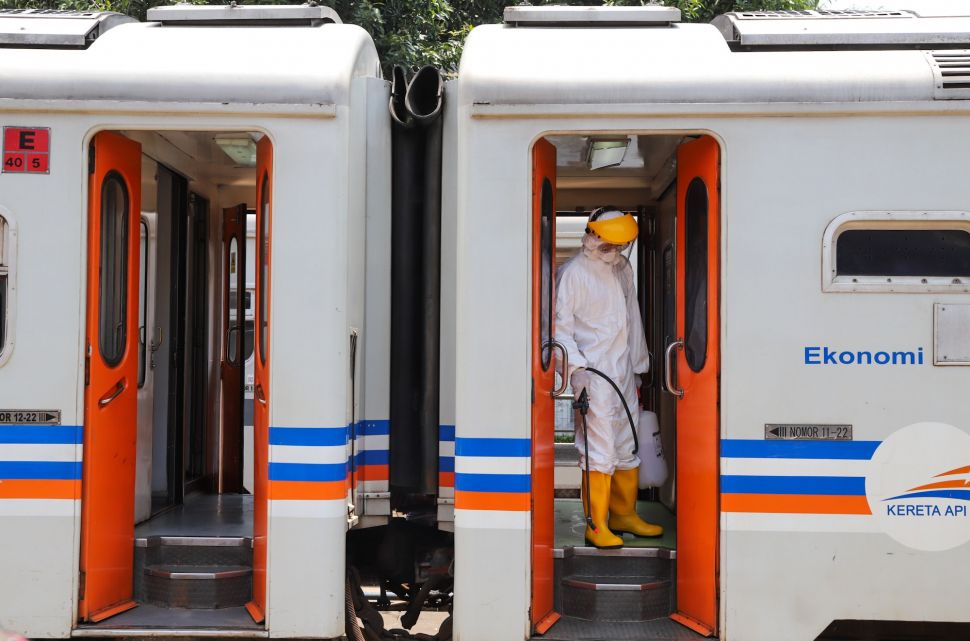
[561,573,671,622]
[535,615,711,641]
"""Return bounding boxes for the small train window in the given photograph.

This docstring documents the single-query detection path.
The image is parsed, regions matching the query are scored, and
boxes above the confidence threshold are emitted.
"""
[0,213,12,364]
[824,212,970,292]
[684,177,708,372]
[138,220,148,387]
[539,178,554,371]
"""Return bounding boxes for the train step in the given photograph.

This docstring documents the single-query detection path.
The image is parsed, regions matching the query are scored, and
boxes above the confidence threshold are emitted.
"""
[554,547,675,623]
[134,536,253,609]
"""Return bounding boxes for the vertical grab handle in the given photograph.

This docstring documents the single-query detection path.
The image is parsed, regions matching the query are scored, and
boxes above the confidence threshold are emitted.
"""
[664,339,685,398]
[545,340,569,398]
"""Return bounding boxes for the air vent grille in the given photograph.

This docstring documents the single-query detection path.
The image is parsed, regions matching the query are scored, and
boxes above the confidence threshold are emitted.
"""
[930,51,970,99]
[736,9,910,19]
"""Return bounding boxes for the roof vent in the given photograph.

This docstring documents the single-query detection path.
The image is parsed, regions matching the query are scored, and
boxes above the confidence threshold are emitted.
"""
[734,10,909,19]
[146,4,341,27]
[713,10,970,51]
[0,9,134,49]
[929,51,970,99]
[503,5,680,27]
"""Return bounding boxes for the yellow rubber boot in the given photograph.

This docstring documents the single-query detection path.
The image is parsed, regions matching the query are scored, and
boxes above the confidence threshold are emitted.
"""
[582,471,624,549]
[608,468,663,537]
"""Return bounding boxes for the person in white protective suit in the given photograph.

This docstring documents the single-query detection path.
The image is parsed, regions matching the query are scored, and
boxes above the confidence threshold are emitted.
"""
[555,207,662,549]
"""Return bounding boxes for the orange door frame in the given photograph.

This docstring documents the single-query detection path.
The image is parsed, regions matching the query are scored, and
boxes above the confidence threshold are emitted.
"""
[671,135,721,637]
[79,131,142,623]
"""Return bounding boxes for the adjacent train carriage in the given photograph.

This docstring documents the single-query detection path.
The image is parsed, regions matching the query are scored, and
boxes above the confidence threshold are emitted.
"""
[450,7,970,641]
[0,6,390,637]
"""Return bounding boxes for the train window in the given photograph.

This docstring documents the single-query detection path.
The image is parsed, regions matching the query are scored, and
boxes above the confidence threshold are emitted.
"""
[0,213,12,364]
[824,212,970,292]
[99,172,129,367]
[684,177,708,373]
[244,320,255,363]
[227,236,240,365]
[539,178,554,371]
[258,172,269,364]
[138,220,148,387]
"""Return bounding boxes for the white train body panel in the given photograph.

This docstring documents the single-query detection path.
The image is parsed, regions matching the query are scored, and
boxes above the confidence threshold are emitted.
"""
[451,20,970,641]
[0,16,386,639]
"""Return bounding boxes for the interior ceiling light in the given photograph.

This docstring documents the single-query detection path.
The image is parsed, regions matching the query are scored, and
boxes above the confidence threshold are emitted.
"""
[586,136,630,171]
[215,137,257,167]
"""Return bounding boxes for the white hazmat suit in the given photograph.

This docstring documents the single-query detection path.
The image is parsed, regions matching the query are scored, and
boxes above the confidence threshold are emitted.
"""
[555,232,650,476]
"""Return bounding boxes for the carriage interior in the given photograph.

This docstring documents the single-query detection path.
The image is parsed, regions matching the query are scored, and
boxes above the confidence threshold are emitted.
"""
[82,129,263,628]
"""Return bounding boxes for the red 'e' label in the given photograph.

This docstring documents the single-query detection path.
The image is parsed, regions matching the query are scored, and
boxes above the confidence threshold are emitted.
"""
[2,127,51,174]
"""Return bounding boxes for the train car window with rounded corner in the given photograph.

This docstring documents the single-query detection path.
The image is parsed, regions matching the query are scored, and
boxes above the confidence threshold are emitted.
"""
[540,177,554,371]
[684,177,708,373]
[99,172,129,367]
[0,215,9,360]
[138,220,148,387]
[837,229,970,277]
[258,172,269,364]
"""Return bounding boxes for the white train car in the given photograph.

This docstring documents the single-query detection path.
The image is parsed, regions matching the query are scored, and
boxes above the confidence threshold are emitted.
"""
[0,6,390,638]
[449,7,970,641]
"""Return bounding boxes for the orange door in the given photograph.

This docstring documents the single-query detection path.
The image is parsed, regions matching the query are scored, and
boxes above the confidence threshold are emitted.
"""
[530,138,559,634]
[246,138,272,624]
[670,135,720,637]
[221,205,247,493]
[79,131,142,622]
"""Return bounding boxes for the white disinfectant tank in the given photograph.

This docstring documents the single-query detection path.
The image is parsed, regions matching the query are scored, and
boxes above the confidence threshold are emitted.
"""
[638,410,668,489]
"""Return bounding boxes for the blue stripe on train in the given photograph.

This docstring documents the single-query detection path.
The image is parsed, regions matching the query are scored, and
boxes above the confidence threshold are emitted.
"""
[455,437,530,458]
[268,462,347,482]
[721,475,866,496]
[0,425,82,444]
[269,427,347,447]
[354,449,389,466]
[439,425,456,442]
[455,472,531,493]
[439,457,455,473]
[721,440,880,460]
[0,461,81,480]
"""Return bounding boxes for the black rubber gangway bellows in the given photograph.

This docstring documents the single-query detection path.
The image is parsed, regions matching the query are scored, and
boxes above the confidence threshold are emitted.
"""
[388,65,444,499]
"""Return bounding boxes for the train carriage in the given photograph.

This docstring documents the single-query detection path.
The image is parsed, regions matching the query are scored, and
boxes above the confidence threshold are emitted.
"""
[0,6,390,638]
[449,6,970,641]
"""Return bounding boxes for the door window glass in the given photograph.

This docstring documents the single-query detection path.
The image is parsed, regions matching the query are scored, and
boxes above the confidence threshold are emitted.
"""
[258,173,269,364]
[684,177,708,373]
[227,236,240,365]
[99,172,129,367]
[539,178,554,371]
[138,220,148,387]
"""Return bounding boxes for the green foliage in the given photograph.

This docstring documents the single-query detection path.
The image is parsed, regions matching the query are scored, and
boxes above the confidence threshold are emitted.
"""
[0,0,818,73]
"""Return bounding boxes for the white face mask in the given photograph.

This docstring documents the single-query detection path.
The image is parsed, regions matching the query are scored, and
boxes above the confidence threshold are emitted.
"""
[598,246,622,264]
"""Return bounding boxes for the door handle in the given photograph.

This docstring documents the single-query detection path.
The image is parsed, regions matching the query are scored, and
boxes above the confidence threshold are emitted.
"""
[664,339,685,398]
[150,327,163,352]
[99,379,126,407]
[255,383,267,406]
[544,339,569,398]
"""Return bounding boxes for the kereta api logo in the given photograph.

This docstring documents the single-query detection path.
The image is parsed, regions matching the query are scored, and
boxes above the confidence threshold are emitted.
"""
[867,422,970,551]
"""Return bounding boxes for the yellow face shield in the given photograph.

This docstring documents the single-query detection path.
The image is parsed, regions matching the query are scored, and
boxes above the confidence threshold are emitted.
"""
[587,213,638,245]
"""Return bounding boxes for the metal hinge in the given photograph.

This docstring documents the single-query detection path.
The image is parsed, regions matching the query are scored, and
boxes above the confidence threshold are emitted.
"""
[78,571,85,600]
[84,344,91,386]
[88,143,95,175]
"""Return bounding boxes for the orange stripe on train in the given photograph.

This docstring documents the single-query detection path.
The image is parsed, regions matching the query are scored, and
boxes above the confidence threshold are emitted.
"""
[438,472,455,488]
[721,493,871,515]
[455,490,530,511]
[269,480,347,500]
[0,479,80,499]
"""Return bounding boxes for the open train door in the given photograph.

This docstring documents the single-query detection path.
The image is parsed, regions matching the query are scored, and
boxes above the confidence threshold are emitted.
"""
[669,135,720,637]
[79,131,142,622]
[221,204,247,493]
[246,137,272,624]
[530,138,559,634]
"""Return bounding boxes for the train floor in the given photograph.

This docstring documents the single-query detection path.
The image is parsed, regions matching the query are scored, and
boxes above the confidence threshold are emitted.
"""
[554,498,676,549]
[135,493,253,537]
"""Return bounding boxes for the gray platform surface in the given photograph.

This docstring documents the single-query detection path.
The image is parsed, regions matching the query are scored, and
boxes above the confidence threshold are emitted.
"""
[555,499,675,550]
[136,494,253,539]
[77,604,262,630]
[536,616,709,641]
